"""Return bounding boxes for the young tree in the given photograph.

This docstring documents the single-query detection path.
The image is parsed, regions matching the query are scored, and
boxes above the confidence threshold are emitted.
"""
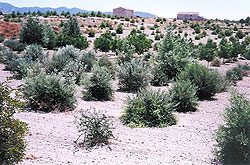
[116,24,124,34]
[94,31,113,53]
[217,38,231,62]
[200,39,217,66]
[61,17,81,37]
[19,16,45,45]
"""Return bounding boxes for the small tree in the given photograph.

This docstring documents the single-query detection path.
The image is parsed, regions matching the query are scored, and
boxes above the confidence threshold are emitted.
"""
[213,91,250,164]
[60,17,81,37]
[199,39,217,67]
[235,30,245,39]
[19,16,45,45]
[94,31,113,53]
[116,24,123,34]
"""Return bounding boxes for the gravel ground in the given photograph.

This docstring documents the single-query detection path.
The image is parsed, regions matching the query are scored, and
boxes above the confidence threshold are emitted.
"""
[0,61,249,165]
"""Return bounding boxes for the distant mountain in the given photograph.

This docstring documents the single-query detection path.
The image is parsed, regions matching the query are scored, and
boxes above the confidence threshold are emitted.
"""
[0,2,157,18]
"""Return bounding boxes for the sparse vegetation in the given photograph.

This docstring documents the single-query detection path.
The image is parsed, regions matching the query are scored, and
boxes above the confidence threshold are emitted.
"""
[121,89,177,127]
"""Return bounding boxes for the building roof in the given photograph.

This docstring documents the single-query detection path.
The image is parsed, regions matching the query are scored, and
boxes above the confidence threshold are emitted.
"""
[178,12,199,15]
[113,7,133,11]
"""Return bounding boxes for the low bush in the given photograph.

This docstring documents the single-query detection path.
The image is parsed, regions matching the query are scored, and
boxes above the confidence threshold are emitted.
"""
[0,81,28,164]
[179,64,225,99]
[117,59,152,92]
[211,58,221,67]
[169,80,198,112]
[226,65,244,84]
[4,40,26,52]
[44,45,80,73]
[75,108,115,148]
[78,51,96,72]
[98,56,116,79]
[83,65,114,101]
[88,29,95,37]
[24,44,46,62]
[22,71,76,112]
[213,91,250,164]
[121,89,177,127]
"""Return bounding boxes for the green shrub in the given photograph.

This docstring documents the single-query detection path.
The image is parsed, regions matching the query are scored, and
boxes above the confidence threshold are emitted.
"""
[98,56,116,79]
[116,24,123,34]
[117,59,152,92]
[75,108,115,148]
[140,26,145,30]
[24,44,46,62]
[121,89,177,127]
[4,40,26,52]
[55,34,89,50]
[83,65,114,101]
[213,91,250,164]
[88,29,95,37]
[169,80,198,112]
[0,81,28,164]
[243,47,250,60]
[226,65,244,84]
[0,35,4,43]
[19,16,45,45]
[179,64,225,99]
[0,50,19,67]
[22,71,76,112]
[78,51,96,72]
[44,45,80,73]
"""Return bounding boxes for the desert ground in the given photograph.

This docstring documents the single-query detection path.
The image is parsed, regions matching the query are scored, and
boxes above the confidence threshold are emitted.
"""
[1,58,249,164]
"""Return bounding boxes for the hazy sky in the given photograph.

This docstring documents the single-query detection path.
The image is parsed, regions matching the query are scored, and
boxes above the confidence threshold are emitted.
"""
[1,0,249,20]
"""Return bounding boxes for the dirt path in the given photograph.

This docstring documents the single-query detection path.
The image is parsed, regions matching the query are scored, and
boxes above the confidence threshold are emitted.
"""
[1,62,249,165]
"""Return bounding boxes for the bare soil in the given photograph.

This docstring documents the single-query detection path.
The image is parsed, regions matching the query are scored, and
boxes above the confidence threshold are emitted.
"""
[1,59,249,165]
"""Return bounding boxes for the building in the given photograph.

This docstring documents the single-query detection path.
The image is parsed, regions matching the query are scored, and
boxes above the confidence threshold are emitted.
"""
[177,12,207,21]
[113,7,136,19]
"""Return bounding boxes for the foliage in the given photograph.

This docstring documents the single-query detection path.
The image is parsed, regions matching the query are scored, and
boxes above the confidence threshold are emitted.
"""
[19,16,45,45]
[199,39,217,66]
[224,29,233,37]
[235,30,245,39]
[127,33,153,55]
[55,33,88,50]
[44,45,80,73]
[116,24,123,34]
[83,65,114,101]
[121,89,177,127]
[179,64,225,99]
[4,39,26,52]
[151,29,195,86]
[213,91,250,164]
[60,17,81,37]
[217,38,231,61]
[0,81,28,165]
[225,65,244,84]
[78,51,96,72]
[98,56,116,79]
[88,29,95,37]
[169,80,198,112]
[43,25,56,50]
[75,108,114,148]
[117,59,152,92]
[22,71,76,112]
[24,44,46,62]
[94,31,113,52]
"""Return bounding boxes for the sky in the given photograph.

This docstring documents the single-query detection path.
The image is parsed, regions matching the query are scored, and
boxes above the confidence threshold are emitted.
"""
[1,0,249,20]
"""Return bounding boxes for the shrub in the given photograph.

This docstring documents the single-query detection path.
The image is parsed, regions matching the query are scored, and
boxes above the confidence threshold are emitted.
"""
[22,71,76,112]
[0,35,4,43]
[98,56,116,79]
[83,65,114,101]
[213,91,250,164]
[61,17,81,37]
[117,59,153,92]
[121,89,177,127]
[140,26,145,30]
[44,25,56,50]
[0,50,19,67]
[0,81,28,164]
[224,29,233,37]
[24,44,46,62]
[75,108,114,148]
[155,34,161,40]
[226,65,244,84]
[88,29,95,37]
[235,30,245,39]
[78,51,96,72]
[243,48,250,60]
[211,58,221,67]
[55,34,89,50]
[4,40,26,52]
[179,64,225,99]
[169,80,198,112]
[44,45,80,73]
[116,24,123,34]
[19,16,45,45]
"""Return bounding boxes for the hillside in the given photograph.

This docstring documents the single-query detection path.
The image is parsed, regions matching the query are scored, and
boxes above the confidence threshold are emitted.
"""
[0,2,157,18]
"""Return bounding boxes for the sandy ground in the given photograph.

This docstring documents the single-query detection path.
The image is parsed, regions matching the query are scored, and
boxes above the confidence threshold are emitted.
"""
[0,59,250,164]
